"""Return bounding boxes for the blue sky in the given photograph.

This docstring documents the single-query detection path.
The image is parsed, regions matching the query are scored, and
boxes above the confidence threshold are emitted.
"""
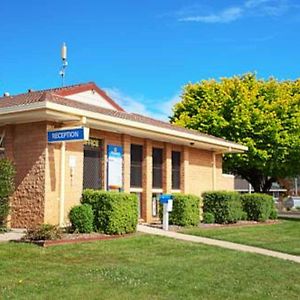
[1,0,300,119]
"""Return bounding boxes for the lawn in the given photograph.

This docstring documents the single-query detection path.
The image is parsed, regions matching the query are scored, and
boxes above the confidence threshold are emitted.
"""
[180,219,300,255]
[0,234,300,300]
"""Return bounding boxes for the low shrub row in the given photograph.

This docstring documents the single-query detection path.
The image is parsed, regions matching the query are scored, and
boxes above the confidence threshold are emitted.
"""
[80,190,138,235]
[203,191,277,224]
[167,193,201,226]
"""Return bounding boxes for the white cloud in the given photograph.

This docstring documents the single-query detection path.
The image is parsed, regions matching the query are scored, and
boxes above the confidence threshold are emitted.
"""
[103,88,180,121]
[179,7,243,24]
[178,0,297,24]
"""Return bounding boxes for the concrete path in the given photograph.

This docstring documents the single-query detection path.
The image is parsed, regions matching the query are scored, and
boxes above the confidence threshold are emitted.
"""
[137,225,300,264]
[0,229,25,243]
[279,213,300,219]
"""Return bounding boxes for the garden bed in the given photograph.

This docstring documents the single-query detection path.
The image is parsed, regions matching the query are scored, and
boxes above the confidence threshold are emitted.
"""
[20,232,133,247]
[199,219,280,229]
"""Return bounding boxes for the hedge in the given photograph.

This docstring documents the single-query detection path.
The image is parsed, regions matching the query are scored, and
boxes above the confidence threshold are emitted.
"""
[82,190,138,234]
[69,204,94,233]
[159,193,201,226]
[0,159,15,227]
[202,191,243,224]
[203,212,215,224]
[241,193,275,221]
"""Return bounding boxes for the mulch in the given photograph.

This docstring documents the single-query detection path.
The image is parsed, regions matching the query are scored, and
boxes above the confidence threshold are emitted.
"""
[18,232,133,247]
[198,220,280,229]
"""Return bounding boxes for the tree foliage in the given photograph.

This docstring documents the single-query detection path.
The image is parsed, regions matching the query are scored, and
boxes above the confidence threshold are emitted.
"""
[171,73,300,192]
[0,159,15,226]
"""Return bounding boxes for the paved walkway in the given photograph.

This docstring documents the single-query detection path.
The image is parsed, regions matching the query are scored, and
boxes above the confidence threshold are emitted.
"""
[279,213,300,219]
[137,225,300,264]
[0,229,25,243]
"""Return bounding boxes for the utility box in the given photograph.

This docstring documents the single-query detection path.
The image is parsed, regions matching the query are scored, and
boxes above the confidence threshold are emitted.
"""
[160,194,173,230]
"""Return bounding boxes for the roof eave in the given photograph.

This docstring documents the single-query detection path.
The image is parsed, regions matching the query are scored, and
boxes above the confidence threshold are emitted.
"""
[0,102,248,153]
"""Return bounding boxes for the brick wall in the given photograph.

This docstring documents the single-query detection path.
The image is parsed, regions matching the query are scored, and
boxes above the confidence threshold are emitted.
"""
[3,122,234,227]
[7,123,47,228]
[44,124,84,225]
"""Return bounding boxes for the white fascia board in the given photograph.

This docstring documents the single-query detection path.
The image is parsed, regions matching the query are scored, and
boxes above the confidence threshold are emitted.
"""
[45,102,248,152]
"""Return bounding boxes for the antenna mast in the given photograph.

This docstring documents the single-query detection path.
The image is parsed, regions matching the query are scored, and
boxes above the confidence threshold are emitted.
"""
[59,42,68,87]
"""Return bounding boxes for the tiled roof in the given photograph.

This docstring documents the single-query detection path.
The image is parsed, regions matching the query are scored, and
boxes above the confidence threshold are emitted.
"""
[48,94,236,144]
[0,91,46,108]
[0,82,124,111]
[0,82,243,147]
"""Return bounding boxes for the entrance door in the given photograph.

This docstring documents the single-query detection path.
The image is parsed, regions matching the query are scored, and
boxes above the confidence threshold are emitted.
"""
[83,141,102,189]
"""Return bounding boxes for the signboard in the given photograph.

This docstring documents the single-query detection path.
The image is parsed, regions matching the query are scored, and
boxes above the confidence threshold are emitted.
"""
[47,127,89,143]
[107,145,123,189]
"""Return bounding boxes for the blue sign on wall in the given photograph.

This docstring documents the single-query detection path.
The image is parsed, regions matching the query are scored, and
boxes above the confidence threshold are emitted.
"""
[160,194,172,204]
[47,127,89,143]
[107,145,123,189]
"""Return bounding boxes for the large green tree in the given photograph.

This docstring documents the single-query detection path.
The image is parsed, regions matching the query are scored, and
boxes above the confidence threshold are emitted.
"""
[171,73,300,192]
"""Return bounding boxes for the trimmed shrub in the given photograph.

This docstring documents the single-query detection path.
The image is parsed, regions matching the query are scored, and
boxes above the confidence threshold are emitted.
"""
[82,190,138,234]
[24,224,62,241]
[269,208,278,220]
[241,193,275,222]
[0,159,15,227]
[69,204,94,233]
[203,191,243,224]
[203,212,215,224]
[159,194,201,226]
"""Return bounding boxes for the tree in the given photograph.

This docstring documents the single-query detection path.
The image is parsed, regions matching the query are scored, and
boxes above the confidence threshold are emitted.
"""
[170,73,300,192]
[0,159,15,227]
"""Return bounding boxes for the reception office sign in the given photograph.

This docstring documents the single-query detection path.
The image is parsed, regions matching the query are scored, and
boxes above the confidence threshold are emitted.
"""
[107,145,123,190]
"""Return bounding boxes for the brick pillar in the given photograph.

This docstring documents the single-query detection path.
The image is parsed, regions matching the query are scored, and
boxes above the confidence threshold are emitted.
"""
[122,134,131,193]
[181,146,189,194]
[142,139,152,222]
[163,143,172,193]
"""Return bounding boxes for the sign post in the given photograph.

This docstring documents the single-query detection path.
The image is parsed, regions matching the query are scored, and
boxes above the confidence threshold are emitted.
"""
[159,194,173,231]
[47,127,89,227]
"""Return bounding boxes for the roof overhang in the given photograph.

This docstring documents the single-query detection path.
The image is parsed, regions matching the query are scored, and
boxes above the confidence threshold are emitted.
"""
[0,102,248,153]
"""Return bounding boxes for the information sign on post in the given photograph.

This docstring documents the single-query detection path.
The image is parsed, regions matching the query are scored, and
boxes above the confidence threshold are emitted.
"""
[159,194,173,231]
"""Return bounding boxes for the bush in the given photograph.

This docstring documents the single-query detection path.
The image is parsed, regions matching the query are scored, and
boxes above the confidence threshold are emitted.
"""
[82,190,138,234]
[0,159,15,227]
[269,209,278,220]
[158,194,201,226]
[241,193,275,221]
[203,191,243,224]
[203,212,215,224]
[69,204,94,233]
[164,194,201,226]
[24,224,62,241]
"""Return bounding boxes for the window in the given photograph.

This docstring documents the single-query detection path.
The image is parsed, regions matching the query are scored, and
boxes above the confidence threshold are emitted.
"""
[152,193,161,217]
[152,148,163,188]
[131,144,143,187]
[83,139,102,189]
[172,151,181,190]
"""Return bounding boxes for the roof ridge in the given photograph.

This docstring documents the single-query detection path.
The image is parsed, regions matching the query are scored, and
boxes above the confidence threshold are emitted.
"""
[36,81,95,93]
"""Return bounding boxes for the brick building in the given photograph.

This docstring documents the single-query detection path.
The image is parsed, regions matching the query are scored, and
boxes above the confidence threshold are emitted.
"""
[0,82,247,228]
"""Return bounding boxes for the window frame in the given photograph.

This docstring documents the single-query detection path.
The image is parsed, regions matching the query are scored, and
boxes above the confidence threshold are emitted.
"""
[130,144,143,188]
[172,151,181,190]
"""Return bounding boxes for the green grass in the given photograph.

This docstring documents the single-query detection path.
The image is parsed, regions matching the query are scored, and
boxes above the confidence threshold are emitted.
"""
[0,234,300,299]
[181,219,300,255]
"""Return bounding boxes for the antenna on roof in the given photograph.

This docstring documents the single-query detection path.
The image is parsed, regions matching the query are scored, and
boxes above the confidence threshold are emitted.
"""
[59,42,68,87]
